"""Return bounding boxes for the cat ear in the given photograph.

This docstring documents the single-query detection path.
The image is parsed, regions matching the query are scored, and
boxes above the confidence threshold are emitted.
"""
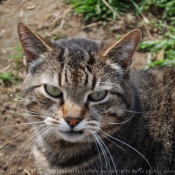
[17,22,53,64]
[103,29,141,70]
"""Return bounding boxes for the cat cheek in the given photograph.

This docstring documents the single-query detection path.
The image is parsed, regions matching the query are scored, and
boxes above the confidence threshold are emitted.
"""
[100,116,122,134]
[45,117,60,126]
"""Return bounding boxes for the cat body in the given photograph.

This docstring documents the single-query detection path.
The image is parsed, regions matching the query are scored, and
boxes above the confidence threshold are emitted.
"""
[17,23,175,175]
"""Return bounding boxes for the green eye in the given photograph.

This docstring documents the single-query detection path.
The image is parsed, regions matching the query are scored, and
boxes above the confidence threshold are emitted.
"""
[44,85,62,98]
[88,90,107,101]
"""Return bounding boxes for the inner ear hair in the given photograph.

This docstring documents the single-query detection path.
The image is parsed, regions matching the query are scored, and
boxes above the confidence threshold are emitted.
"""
[103,29,142,70]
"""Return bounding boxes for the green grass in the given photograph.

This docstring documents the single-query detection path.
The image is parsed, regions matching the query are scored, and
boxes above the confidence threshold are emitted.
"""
[0,72,14,82]
[138,24,175,68]
[66,0,145,21]
[8,43,23,70]
[146,0,175,25]
[66,0,134,21]
[0,71,20,85]
[67,0,175,23]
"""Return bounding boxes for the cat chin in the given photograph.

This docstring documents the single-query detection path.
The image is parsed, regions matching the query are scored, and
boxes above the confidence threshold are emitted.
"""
[58,131,87,142]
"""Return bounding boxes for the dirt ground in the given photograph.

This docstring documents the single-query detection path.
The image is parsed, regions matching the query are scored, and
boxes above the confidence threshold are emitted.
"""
[0,0,150,174]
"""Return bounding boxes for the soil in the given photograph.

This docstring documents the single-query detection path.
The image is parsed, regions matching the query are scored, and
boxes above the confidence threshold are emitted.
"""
[0,0,151,174]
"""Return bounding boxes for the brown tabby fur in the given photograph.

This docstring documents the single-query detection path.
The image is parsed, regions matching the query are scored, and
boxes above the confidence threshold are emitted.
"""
[17,22,175,175]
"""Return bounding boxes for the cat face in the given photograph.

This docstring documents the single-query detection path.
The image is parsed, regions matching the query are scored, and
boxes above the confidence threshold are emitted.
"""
[17,23,141,143]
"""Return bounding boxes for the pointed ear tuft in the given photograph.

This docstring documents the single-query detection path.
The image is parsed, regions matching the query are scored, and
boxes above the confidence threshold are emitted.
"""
[17,22,53,64]
[103,29,141,69]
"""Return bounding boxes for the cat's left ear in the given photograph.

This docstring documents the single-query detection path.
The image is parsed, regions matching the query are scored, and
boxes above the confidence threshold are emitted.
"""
[103,29,141,70]
[17,22,53,65]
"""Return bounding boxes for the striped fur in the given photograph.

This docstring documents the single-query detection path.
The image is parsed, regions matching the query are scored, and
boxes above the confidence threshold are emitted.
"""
[17,23,175,175]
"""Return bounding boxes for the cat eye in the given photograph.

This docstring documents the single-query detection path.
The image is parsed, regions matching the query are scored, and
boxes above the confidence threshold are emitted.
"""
[44,85,62,98]
[88,90,107,101]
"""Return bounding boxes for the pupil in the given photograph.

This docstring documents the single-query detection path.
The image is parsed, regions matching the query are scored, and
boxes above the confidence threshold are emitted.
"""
[98,92,100,97]
[54,87,56,92]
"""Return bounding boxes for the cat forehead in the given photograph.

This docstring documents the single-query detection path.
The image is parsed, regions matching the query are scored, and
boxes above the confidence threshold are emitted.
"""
[27,38,104,76]
[55,38,102,52]
[54,38,102,66]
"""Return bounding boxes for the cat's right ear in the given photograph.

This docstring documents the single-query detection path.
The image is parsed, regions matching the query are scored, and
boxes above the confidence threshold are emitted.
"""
[17,22,53,65]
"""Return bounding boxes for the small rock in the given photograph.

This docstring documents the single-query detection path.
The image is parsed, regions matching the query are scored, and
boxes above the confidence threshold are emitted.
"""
[26,5,35,10]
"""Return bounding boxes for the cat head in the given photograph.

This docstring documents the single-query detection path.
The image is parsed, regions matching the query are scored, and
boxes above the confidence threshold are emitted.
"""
[17,22,141,143]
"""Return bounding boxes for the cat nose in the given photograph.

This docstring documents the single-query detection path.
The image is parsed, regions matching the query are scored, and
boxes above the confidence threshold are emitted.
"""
[65,116,82,128]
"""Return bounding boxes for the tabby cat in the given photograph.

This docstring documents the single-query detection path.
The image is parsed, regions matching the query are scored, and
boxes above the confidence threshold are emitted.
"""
[17,22,175,175]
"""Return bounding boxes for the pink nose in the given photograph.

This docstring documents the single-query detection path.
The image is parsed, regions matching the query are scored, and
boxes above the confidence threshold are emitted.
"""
[65,116,82,128]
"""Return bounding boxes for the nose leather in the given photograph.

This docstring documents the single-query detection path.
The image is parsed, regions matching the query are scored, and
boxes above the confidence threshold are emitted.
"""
[65,116,82,128]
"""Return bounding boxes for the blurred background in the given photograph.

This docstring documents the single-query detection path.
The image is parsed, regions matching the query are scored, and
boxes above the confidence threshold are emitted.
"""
[0,0,174,174]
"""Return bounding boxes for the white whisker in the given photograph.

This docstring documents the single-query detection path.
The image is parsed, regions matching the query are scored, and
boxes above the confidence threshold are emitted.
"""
[0,121,44,130]
[109,113,135,125]
[3,125,46,167]
[1,124,45,152]
[9,106,39,115]
[93,132,110,171]
[16,126,50,167]
[95,132,118,175]
[100,130,151,169]
[91,131,103,174]
[100,131,125,151]
[123,109,144,114]
[5,109,49,118]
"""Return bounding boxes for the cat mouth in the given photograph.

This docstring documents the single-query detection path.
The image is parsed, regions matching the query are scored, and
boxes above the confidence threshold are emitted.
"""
[60,130,84,135]
[59,130,85,142]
